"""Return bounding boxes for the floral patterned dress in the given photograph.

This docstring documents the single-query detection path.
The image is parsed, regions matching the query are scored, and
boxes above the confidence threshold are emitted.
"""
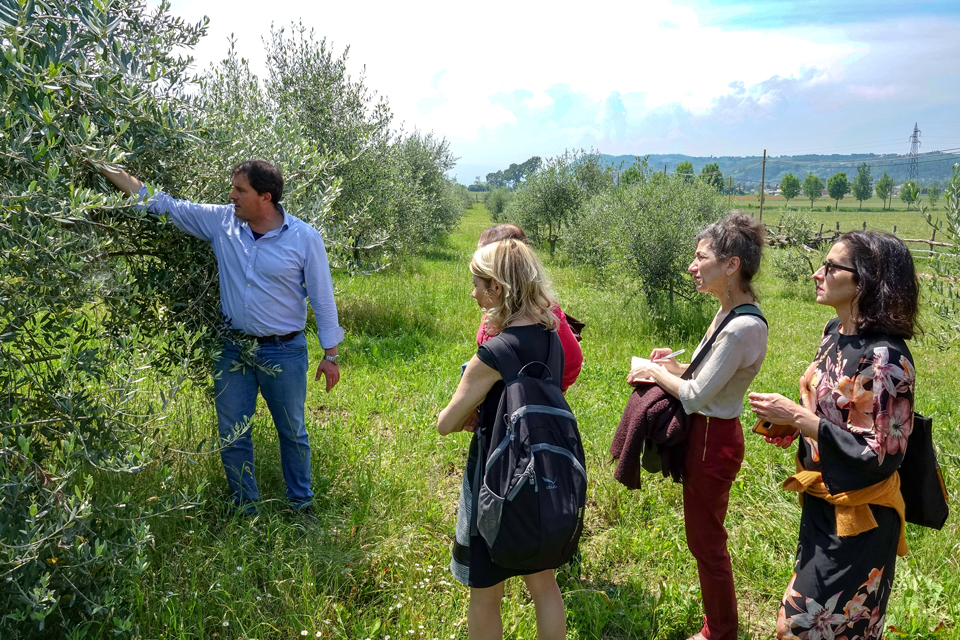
[778,318,915,640]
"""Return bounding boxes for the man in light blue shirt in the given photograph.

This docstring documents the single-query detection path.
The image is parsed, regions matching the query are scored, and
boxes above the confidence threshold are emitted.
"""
[100,160,343,514]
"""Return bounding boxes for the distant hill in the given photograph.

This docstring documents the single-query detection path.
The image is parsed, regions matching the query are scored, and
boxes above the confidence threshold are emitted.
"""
[600,152,960,187]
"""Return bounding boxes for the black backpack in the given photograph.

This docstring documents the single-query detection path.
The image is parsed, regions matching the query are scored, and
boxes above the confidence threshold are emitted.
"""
[472,330,587,571]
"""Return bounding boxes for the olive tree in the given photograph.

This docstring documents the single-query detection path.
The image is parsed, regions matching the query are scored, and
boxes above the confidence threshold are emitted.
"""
[485,187,513,221]
[923,164,960,344]
[392,129,463,246]
[264,25,463,267]
[0,1,213,635]
[2,5,462,636]
[507,151,586,258]
[566,172,726,304]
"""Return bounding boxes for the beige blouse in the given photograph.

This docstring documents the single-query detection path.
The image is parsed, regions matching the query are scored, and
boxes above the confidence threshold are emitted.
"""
[678,308,768,420]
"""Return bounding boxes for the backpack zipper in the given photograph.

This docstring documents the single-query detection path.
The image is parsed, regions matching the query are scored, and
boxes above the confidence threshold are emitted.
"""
[507,456,536,501]
[510,405,576,425]
[486,426,513,467]
[529,443,587,480]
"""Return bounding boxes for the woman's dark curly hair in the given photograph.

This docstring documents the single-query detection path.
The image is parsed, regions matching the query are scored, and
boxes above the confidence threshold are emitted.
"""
[695,210,767,299]
[839,231,919,339]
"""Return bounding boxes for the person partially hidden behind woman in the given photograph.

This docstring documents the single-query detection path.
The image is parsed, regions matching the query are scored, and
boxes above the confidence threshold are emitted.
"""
[437,239,568,640]
[476,223,583,392]
[749,232,919,640]
[627,211,768,640]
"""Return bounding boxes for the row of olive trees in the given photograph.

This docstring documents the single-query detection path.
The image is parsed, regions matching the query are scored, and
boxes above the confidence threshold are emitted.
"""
[0,2,464,637]
[503,154,727,305]
[261,25,465,266]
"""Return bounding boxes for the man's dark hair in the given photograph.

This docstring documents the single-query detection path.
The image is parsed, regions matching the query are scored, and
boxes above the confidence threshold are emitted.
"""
[232,159,284,206]
[839,231,920,339]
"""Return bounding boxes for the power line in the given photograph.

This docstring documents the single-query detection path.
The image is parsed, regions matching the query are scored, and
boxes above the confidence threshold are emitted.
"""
[766,147,960,167]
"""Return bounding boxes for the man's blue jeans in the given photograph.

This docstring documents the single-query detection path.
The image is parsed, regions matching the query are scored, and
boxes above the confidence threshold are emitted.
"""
[213,333,313,509]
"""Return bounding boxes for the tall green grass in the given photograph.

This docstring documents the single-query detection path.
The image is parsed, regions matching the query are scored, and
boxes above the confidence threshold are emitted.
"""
[112,203,958,639]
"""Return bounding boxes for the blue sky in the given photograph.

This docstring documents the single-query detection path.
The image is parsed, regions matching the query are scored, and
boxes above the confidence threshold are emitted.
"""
[164,0,960,183]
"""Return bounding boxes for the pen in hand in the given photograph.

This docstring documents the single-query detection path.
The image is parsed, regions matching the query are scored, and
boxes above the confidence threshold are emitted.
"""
[654,349,685,362]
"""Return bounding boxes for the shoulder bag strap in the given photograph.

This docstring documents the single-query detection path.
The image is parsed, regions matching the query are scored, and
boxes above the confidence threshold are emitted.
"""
[681,304,766,380]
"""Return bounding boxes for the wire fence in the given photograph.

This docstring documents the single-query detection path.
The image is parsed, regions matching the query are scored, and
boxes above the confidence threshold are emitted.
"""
[763,221,954,258]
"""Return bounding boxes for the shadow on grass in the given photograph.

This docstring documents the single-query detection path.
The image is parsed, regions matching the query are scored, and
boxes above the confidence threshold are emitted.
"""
[559,568,702,639]
[416,244,462,264]
[338,295,442,338]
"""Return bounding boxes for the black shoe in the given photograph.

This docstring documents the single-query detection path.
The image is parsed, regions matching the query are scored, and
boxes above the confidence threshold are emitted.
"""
[290,504,318,525]
[229,500,259,517]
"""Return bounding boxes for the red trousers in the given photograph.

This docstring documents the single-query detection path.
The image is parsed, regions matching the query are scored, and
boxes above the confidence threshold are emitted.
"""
[683,414,744,640]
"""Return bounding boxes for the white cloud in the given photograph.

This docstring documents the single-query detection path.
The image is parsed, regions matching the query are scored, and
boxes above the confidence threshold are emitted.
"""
[159,0,960,171]
[522,91,555,110]
[849,85,897,100]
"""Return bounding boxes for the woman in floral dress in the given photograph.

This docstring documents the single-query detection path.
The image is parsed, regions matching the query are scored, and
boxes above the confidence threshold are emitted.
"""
[749,231,919,640]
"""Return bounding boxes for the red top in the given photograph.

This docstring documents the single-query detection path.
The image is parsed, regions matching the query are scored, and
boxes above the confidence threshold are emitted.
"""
[476,306,583,391]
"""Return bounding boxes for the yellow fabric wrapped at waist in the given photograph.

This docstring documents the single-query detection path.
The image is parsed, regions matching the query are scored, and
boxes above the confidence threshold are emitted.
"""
[784,456,908,557]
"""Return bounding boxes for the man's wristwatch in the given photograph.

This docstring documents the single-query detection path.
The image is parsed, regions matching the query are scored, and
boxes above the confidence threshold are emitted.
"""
[323,354,341,365]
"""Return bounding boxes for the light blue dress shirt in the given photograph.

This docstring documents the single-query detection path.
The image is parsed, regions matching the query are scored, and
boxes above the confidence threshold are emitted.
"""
[138,186,345,349]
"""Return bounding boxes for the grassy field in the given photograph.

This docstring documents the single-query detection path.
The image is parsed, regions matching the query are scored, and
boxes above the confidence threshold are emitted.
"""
[728,196,947,240]
[118,204,959,639]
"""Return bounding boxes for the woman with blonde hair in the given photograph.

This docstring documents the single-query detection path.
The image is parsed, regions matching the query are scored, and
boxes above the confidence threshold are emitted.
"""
[475,223,583,391]
[438,239,568,640]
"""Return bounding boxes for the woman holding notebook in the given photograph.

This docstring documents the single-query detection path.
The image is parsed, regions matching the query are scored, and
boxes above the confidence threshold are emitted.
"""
[627,211,768,640]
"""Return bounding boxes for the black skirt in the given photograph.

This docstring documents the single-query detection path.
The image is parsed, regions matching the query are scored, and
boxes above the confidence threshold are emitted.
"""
[450,430,539,588]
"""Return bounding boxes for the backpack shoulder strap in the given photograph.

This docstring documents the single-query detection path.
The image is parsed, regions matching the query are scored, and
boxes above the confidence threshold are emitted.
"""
[481,333,524,382]
[544,329,563,385]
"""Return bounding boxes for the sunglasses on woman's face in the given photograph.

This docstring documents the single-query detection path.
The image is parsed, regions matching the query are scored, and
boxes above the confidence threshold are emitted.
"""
[821,260,857,276]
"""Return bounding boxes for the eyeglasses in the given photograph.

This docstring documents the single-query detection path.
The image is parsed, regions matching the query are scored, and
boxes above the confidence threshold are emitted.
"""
[821,260,857,276]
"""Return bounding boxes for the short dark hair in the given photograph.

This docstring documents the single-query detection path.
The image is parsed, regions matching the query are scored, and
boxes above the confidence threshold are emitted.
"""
[231,159,284,206]
[695,210,767,298]
[838,231,919,339]
[478,223,528,247]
